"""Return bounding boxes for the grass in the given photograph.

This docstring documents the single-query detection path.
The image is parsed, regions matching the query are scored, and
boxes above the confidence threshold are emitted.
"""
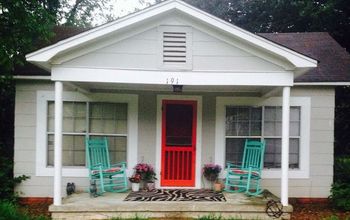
[0,201,49,220]
[197,214,262,220]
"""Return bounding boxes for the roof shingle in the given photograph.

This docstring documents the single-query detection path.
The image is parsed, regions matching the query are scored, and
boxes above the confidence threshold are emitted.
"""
[259,32,350,82]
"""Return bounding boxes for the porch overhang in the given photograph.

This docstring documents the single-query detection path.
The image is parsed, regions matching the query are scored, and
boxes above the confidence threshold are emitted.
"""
[51,67,294,87]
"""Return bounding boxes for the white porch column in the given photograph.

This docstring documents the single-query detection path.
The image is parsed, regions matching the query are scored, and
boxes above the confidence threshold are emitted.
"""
[281,86,290,206]
[54,81,63,205]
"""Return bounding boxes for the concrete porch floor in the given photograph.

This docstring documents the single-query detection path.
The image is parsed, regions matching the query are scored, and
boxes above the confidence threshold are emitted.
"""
[49,190,293,220]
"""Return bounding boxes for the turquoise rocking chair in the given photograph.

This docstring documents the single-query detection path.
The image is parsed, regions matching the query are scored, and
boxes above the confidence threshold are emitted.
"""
[86,137,128,195]
[224,139,266,196]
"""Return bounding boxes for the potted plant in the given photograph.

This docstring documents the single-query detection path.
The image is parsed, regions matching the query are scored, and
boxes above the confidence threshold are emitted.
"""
[134,163,157,191]
[129,173,141,192]
[203,163,222,191]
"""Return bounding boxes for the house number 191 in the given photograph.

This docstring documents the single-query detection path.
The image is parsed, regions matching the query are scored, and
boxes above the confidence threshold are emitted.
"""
[166,77,179,85]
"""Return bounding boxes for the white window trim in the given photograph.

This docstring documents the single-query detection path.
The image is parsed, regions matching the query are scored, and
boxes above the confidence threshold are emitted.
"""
[157,25,193,70]
[215,96,310,179]
[36,91,138,177]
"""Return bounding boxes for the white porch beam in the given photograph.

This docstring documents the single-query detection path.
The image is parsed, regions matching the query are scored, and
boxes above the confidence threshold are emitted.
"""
[281,86,290,206]
[54,81,63,205]
[52,67,294,87]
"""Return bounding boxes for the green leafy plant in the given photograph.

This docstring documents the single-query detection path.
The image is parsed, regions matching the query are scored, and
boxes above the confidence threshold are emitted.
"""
[334,157,350,183]
[330,182,350,211]
[0,201,49,220]
[0,143,30,202]
[322,216,339,220]
[330,156,350,211]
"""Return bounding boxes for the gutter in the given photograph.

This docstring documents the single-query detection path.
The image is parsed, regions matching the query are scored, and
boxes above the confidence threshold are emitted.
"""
[13,75,51,80]
[294,82,350,86]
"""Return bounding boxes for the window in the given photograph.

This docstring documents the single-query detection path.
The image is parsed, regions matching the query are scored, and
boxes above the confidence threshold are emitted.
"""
[47,101,127,166]
[36,91,138,177]
[225,106,301,169]
[215,97,310,179]
[158,26,192,70]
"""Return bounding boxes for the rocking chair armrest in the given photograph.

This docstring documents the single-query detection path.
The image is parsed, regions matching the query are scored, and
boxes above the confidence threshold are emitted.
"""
[90,163,103,170]
[226,162,241,169]
[110,162,127,169]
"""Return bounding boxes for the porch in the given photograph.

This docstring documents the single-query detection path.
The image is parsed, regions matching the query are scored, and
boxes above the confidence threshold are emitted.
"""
[49,190,293,219]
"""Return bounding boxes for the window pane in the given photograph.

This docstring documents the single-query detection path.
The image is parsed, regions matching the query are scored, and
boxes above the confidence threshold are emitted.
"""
[289,138,299,169]
[47,134,54,165]
[264,138,300,169]
[47,135,85,166]
[225,138,245,165]
[290,107,301,121]
[89,136,127,164]
[47,102,55,132]
[264,138,281,168]
[226,107,261,136]
[108,136,127,164]
[264,107,282,136]
[237,122,249,136]
[89,103,127,134]
[290,107,300,136]
[251,122,261,136]
[264,106,300,137]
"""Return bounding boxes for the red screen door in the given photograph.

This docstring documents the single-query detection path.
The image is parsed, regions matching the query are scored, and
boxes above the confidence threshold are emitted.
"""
[161,100,197,187]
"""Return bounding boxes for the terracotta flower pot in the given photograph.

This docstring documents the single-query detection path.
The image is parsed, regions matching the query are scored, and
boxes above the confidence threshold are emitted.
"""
[214,182,222,192]
[146,182,155,191]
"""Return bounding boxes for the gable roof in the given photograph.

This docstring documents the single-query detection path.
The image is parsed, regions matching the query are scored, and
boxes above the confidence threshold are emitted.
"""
[26,0,316,71]
[260,32,350,83]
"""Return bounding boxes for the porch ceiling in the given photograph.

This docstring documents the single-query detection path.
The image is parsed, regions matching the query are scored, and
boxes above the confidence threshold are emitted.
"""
[70,81,280,96]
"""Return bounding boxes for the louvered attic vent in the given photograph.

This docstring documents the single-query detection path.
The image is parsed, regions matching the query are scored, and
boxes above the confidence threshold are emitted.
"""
[163,32,187,63]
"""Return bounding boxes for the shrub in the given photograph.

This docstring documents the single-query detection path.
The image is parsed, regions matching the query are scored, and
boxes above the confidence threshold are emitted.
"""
[330,182,350,211]
[330,156,350,211]
[0,201,48,220]
[334,157,350,183]
[0,143,30,202]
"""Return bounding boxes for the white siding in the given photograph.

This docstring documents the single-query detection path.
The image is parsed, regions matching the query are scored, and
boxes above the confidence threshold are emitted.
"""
[14,82,334,198]
[62,25,284,72]
[14,81,90,197]
[262,87,335,198]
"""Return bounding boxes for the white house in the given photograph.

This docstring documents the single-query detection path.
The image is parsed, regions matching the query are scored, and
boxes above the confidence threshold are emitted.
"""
[14,0,350,208]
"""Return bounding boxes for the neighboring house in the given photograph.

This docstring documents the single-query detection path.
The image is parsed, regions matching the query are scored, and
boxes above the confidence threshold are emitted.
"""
[14,0,350,207]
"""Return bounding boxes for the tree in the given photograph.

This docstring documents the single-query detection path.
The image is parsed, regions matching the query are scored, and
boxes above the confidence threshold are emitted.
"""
[0,0,57,201]
[59,0,153,28]
[60,0,116,27]
[184,0,350,51]
[0,0,57,73]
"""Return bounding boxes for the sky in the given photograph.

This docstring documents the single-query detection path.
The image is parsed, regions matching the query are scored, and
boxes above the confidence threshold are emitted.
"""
[94,0,157,26]
[112,0,156,17]
[62,0,158,26]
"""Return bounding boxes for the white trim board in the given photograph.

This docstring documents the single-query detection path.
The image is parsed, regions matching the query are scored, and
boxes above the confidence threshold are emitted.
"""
[36,91,138,177]
[155,95,202,189]
[294,82,350,86]
[215,96,311,179]
[52,67,294,86]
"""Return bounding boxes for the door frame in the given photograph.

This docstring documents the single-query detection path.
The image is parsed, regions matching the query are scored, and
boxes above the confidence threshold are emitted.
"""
[155,95,202,189]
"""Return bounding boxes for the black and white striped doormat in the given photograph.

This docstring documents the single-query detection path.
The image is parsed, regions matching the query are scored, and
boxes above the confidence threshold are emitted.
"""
[124,189,226,202]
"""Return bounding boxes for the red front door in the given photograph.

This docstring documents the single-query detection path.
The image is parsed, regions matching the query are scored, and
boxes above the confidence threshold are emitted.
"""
[161,100,197,187]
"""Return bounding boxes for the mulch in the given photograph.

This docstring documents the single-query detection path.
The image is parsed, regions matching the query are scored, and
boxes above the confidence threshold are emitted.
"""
[290,201,350,220]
